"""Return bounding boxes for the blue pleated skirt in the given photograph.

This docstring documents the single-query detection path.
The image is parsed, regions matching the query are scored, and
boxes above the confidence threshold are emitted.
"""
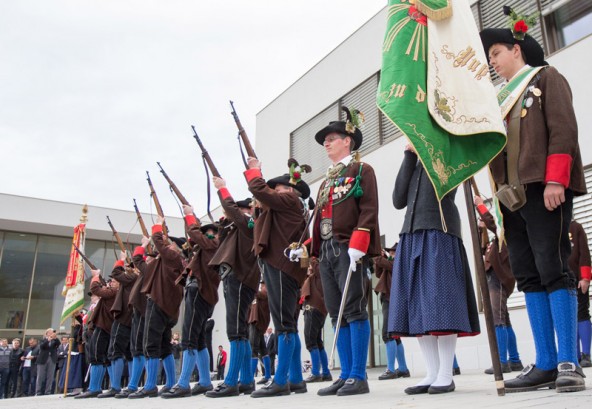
[387,230,480,337]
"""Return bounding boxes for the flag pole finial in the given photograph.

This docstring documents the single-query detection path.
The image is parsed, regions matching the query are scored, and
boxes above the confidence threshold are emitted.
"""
[80,204,88,224]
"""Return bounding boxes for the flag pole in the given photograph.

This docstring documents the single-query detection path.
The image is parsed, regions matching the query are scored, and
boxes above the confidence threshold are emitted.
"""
[464,179,505,396]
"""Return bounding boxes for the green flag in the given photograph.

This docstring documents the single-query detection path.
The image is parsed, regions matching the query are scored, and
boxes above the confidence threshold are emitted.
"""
[377,0,506,200]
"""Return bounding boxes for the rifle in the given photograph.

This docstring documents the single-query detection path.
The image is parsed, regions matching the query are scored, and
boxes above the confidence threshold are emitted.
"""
[191,126,221,177]
[230,100,258,168]
[157,162,190,205]
[146,171,169,240]
[106,216,131,264]
[73,243,106,286]
[133,199,154,254]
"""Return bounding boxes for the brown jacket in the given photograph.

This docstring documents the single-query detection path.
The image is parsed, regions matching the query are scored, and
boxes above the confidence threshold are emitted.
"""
[186,220,221,307]
[478,207,515,294]
[209,191,260,291]
[89,279,117,333]
[248,288,270,333]
[312,161,381,257]
[128,249,148,315]
[246,169,308,286]
[141,231,184,320]
[490,67,586,195]
[110,265,137,327]
[300,258,327,316]
[373,255,393,300]
[568,220,591,281]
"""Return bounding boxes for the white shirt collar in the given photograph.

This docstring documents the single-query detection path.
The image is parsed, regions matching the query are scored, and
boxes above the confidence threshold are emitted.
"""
[328,154,352,171]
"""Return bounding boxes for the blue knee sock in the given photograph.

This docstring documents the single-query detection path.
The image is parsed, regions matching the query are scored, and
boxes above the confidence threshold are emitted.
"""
[289,333,303,384]
[110,358,124,390]
[239,340,255,385]
[197,348,212,387]
[524,292,557,370]
[395,340,408,372]
[274,333,295,386]
[144,357,159,390]
[453,355,459,369]
[507,326,521,362]
[309,348,321,376]
[177,350,196,388]
[162,354,176,388]
[89,364,106,392]
[261,355,271,380]
[578,320,591,356]
[385,340,396,372]
[549,289,578,365]
[127,360,133,380]
[335,325,352,380]
[495,326,509,364]
[106,364,113,389]
[349,320,370,380]
[319,348,330,376]
[128,356,145,390]
[251,357,259,376]
[224,340,243,386]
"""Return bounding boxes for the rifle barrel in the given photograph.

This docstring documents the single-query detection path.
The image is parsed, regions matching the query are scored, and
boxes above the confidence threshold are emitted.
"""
[229,100,257,161]
[191,126,221,177]
[157,162,190,205]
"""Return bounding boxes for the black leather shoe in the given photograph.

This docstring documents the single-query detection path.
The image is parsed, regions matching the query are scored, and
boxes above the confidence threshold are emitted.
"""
[395,369,411,378]
[484,363,511,374]
[289,381,307,394]
[579,354,591,368]
[453,367,461,376]
[128,387,158,399]
[256,377,270,385]
[98,388,121,398]
[238,382,255,395]
[321,374,333,381]
[318,378,346,396]
[428,381,455,394]
[74,390,101,399]
[160,385,191,399]
[505,364,557,393]
[157,386,171,396]
[191,383,213,395]
[205,383,239,398]
[404,385,430,395]
[510,361,524,371]
[250,380,290,398]
[305,374,323,383]
[555,362,586,393]
[114,388,136,398]
[378,369,397,380]
[336,378,369,396]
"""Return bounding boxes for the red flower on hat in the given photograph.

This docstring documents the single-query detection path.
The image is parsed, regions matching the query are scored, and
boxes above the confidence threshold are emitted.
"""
[514,20,528,33]
[293,171,301,180]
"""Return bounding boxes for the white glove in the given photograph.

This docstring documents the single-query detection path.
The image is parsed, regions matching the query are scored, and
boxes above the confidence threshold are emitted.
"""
[289,247,304,262]
[348,248,365,264]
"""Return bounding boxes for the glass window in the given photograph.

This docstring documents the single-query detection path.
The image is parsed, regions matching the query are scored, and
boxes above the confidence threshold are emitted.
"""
[544,0,592,53]
[0,233,37,335]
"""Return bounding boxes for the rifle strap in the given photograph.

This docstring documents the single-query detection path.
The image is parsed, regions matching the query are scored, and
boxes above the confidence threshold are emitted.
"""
[168,186,191,240]
[202,155,215,223]
[237,132,249,168]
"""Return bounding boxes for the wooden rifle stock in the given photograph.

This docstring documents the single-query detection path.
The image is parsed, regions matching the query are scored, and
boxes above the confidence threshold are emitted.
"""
[146,171,169,239]
[191,126,221,177]
[106,216,131,264]
[133,199,154,254]
[230,100,257,163]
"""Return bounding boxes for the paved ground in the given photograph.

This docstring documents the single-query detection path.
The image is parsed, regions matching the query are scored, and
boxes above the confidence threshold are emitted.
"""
[2,367,591,409]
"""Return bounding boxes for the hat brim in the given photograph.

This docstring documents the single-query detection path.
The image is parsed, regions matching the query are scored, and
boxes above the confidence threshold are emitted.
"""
[267,174,310,199]
[479,28,546,67]
[314,122,363,151]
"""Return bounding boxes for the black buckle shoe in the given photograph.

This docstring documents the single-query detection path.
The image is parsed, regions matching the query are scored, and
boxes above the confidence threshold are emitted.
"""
[485,363,511,375]
[289,381,307,394]
[238,382,255,395]
[321,374,333,381]
[579,354,591,368]
[157,386,171,396]
[191,383,213,395]
[128,387,158,399]
[256,377,270,385]
[336,378,369,396]
[395,369,411,378]
[428,381,455,394]
[556,362,586,393]
[160,385,191,399]
[378,370,397,380]
[114,388,136,399]
[510,361,524,371]
[318,378,346,396]
[505,364,557,393]
[250,380,290,398]
[404,384,430,395]
[205,383,239,398]
[74,390,101,399]
[305,374,323,383]
[98,388,121,398]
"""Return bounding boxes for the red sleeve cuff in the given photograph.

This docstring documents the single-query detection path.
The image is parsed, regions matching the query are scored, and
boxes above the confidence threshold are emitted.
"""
[185,215,198,226]
[303,237,312,247]
[581,266,591,281]
[349,230,370,253]
[114,260,125,268]
[545,154,572,188]
[133,246,145,256]
[244,168,262,183]
[477,204,488,215]
[219,187,231,200]
[152,224,163,234]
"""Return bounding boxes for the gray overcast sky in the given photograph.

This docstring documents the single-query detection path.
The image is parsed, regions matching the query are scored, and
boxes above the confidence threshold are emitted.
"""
[0,0,386,221]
